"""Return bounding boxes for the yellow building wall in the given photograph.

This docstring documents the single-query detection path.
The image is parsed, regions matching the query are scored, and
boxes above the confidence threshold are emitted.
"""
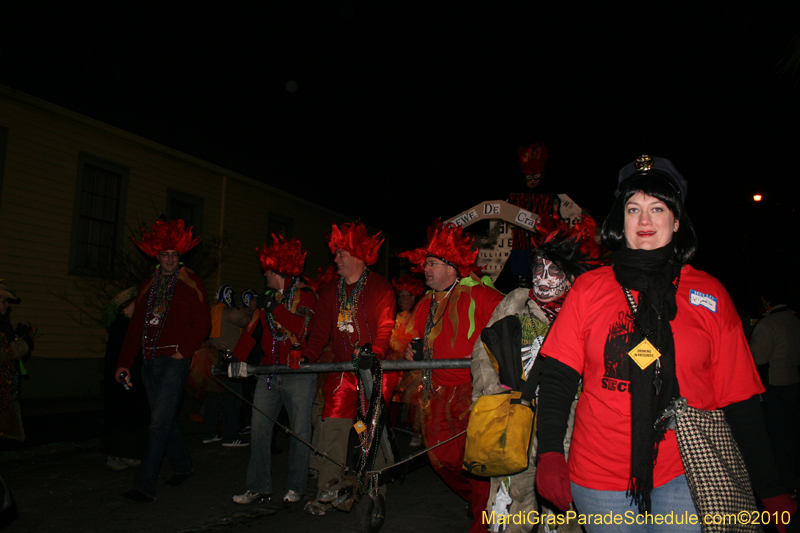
[0,85,360,398]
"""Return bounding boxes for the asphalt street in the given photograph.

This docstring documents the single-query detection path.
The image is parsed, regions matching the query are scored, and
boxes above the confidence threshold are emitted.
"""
[0,394,471,533]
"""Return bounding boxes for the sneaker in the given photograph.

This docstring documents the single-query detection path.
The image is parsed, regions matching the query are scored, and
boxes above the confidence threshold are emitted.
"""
[233,490,271,505]
[239,425,251,435]
[283,490,302,503]
[304,499,331,515]
[222,439,250,447]
[107,456,128,471]
[202,435,222,444]
[121,457,141,467]
[409,434,423,447]
[317,489,339,503]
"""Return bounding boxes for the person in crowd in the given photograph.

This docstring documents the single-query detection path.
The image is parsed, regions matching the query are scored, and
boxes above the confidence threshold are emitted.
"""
[302,221,396,516]
[518,142,549,191]
[471,216,604,532]
[400,222,504,533]
[115,219,211,503]
[750,281,800,498]
[102,287,149,470]
[499,142,572,293]
[230,235,317,505]
[389,274,426,446]
[203,285,251,447]
[237,287,259,435]
[535,155,796,532]
[0,281,34,442]
[241,288,257,311]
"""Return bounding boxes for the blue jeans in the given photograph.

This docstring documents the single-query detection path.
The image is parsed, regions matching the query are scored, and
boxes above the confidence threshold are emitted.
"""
[571,475,700,533]
[202,379,243,444]
[134,357,193,497]
[246,373,316,495]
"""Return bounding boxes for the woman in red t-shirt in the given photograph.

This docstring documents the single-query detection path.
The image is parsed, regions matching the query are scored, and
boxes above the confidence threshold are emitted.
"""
[535,156,795,532]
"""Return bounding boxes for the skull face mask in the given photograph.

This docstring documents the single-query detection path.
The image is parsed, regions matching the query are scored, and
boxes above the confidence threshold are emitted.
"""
[532,258,570,303]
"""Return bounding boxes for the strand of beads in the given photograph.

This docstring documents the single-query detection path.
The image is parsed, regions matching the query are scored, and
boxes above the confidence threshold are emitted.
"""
[141,269,180,359]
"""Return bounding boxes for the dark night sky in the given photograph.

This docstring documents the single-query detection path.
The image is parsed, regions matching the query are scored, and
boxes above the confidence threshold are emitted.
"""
[2,1,799,305]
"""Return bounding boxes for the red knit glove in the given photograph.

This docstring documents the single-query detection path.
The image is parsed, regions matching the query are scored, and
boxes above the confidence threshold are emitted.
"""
[536,452,572,511]
[762,494,796,533]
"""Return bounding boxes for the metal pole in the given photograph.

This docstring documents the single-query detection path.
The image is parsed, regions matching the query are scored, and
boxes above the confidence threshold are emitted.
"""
[220,359,471,377]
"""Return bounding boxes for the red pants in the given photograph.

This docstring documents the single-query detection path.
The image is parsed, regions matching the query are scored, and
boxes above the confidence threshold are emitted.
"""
[422,381,489,533]
[322,367,401,420]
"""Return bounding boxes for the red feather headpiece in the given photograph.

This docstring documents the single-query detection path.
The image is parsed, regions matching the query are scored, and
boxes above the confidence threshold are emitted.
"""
[304,265,338,293]
[258,234,307,276]
[134,219,201,257]
[392,274,426,298]
[518,142,548,176]
[327,221,384,266]
[399,221,479,278]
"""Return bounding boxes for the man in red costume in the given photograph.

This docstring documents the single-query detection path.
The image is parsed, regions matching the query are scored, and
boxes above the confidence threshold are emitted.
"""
[230,234,318,505]
[400,222,505,533]
[302,221,396,515]
[116,219,211,503]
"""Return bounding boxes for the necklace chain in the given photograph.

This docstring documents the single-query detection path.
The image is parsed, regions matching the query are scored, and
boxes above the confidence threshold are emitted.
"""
[428,281,457,329]
[336,268,371,358]
[141,268,180,359]
[266,277,300,344]
[420,280,459,401]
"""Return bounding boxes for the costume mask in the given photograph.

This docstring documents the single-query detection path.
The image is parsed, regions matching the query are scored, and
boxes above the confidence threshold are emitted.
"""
[241,289,257,309]
[216,285,236,308]
[532,258,569,302]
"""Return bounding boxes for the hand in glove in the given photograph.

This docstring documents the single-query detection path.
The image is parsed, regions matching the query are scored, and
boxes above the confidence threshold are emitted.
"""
[216,351,233,373]
[256,295,278,313]
[762,494,796,533]
[536,452,572,512]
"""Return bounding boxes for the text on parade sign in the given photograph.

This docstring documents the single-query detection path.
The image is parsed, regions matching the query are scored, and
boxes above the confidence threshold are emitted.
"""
[515,209,537,229]
[452,210,478,226]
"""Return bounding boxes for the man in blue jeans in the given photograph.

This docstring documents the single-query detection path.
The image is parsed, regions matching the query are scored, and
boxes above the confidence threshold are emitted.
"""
[230,234,318,505]
[115,219,211,503]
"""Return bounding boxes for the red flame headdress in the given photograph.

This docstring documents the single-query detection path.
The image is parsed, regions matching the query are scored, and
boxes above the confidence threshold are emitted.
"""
[518,142,548,176]
[392,274,426,297]
[134,219,201,257]
[258,234,307,277]
[304,265,338,293]
[327,221,384,266]
[399,221,479,278]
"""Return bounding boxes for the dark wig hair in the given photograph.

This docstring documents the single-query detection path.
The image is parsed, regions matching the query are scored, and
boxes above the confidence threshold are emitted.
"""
[532,228,601,283]
[600,173,698,264]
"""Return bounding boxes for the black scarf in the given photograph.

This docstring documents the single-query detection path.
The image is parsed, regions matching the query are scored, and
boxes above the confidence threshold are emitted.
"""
[611,244,682,513]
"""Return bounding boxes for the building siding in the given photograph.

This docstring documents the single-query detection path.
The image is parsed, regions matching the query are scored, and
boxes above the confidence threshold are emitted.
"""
[0,85,361,399]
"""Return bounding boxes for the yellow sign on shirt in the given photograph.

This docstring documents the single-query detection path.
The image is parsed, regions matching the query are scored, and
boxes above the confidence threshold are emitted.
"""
[628,338,661,370]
